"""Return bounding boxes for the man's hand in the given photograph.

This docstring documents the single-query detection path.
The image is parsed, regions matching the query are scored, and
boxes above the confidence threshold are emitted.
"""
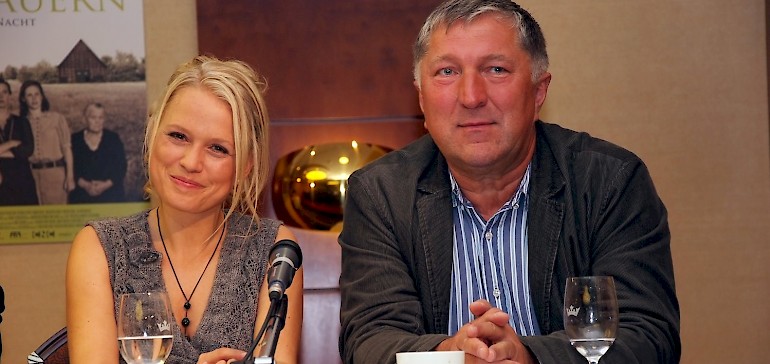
[437,300,535,364]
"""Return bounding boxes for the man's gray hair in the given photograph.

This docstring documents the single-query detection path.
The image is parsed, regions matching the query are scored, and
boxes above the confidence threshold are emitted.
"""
[413,0,548,84]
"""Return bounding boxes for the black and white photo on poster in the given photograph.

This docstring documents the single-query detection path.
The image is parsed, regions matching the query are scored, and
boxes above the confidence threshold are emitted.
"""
[0,1,150,244]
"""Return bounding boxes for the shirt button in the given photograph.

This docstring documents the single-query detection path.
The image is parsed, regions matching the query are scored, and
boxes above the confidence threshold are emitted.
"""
[485,231,493,241]
[493,288,501,298]
[513,203,520,209]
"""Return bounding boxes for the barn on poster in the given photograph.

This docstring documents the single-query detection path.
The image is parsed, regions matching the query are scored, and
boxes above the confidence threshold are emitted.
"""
[58,39,107,83]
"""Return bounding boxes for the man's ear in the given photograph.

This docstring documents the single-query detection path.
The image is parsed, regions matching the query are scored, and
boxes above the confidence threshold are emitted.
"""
[414,79,428,129]
[414,79,425,114]
[534,72,551,119]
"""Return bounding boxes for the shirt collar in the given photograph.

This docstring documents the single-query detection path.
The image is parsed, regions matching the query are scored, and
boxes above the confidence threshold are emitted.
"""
[450,162,532,210]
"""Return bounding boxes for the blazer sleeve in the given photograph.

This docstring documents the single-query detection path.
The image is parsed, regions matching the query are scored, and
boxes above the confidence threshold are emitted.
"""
[523,156,680,364]
[338,170,447,364]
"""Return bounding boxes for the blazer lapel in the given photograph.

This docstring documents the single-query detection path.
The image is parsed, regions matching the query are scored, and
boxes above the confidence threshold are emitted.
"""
[415,153,454,333]
[527,124,566,334]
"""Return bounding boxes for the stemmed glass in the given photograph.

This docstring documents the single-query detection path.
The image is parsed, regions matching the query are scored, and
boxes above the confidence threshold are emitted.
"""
[117,292,174,364]
[563,276,619,364]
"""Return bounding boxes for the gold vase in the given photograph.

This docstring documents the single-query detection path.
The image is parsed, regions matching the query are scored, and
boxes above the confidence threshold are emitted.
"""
[272,141,391,230]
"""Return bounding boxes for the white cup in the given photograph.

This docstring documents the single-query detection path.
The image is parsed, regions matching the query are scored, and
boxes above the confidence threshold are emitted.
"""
[396,351,465,364]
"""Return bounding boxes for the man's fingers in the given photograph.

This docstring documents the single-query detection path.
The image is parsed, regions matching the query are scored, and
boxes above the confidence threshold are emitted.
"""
[486,310,512,327]
[487,339,518,362]
[460,335,492,359]
[471,319,508,342]
[469,299,493,317]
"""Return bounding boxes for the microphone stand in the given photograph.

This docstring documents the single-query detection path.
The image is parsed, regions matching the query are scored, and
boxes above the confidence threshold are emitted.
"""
[255,294,288,361]
[236,294,290,364]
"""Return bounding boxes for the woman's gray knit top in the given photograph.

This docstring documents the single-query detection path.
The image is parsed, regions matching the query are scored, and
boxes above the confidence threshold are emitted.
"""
[89,209,280,364]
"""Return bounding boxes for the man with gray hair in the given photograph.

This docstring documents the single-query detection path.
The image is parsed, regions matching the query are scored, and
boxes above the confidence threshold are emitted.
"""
[339,0,680,363]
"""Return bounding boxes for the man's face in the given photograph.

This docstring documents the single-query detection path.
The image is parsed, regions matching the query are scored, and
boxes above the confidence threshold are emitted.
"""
[415,13,550,174]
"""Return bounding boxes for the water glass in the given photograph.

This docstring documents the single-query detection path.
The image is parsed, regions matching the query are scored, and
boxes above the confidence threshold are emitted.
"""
[564,276,618,364]
[117,292,174,364]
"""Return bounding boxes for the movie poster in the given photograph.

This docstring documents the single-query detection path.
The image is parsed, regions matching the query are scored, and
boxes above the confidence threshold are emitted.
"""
[0,1,149,244]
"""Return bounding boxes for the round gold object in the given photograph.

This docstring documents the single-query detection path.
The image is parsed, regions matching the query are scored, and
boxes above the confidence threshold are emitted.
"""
[272,141,391,230]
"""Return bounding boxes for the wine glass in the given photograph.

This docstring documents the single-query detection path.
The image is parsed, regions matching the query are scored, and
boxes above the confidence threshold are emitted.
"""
[117,292,174,364]
[563,276,619,364]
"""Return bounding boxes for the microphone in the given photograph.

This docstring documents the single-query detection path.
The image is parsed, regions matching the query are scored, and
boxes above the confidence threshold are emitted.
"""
[266,239,303,301]
[233,240,302,364]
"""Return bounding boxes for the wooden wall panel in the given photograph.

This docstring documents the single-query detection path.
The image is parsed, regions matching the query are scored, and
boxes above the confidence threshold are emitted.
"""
[197,0,442,119]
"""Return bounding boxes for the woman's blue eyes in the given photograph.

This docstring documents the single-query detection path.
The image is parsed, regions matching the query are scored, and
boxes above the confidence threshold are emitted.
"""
[168,131,186,140]
[211,145,230,155]
[166,131,230,155]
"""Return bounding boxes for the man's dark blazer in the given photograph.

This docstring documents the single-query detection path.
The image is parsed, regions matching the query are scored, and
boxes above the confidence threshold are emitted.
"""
[339,121,680,363]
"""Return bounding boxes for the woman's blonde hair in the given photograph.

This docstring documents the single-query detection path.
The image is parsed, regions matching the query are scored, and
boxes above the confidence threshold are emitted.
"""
[144,55,270,224]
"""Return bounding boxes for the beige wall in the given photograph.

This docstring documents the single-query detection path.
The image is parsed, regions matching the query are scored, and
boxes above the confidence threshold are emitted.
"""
[1,1,768,363]
[524,1,770,362]
[0,1,198,362]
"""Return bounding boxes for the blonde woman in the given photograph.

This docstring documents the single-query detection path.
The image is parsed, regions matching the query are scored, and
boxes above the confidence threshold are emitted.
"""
[66,56,302,364]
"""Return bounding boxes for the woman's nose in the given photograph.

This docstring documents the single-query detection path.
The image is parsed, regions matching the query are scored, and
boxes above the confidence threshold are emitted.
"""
[179,147,204,172]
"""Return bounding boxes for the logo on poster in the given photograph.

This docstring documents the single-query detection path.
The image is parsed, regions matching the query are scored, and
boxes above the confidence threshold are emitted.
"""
[32,230,55,238]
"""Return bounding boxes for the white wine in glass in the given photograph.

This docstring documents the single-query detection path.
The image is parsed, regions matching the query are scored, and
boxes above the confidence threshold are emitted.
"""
[564,276,619,364]
[117,292,174,364]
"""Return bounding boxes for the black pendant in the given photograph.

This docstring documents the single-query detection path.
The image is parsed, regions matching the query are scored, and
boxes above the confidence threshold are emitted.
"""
[181,317,190,327]
[184,301,191,310]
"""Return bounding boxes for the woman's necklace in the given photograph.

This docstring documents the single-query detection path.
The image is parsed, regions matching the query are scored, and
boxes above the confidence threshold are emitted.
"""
[156,208,225,339]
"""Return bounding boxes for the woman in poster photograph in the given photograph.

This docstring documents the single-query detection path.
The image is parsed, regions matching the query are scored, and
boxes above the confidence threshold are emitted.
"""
[0,78,38,206]
[69,102,127,203]
[20,80,75,205]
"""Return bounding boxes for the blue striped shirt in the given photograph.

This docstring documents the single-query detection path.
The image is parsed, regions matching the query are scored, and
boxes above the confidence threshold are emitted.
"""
[447,164,541,336]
